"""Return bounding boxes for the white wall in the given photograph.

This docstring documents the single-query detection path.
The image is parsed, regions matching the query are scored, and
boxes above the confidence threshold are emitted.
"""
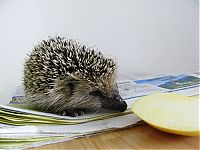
[0,0,198,104]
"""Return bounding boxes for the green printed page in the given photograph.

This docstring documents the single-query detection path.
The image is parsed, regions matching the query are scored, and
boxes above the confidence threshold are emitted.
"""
[0,136,67,149]
[0,105,132,126]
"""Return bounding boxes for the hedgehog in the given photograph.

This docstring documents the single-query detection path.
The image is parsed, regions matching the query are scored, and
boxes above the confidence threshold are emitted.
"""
[23,36,127,117]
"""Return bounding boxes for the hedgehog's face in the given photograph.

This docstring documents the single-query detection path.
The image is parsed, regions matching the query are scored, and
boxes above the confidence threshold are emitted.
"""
[65,74,127,113]
[87,83,127,112]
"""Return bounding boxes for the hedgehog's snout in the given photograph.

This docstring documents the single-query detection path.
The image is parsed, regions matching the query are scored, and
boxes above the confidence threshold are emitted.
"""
[102,94,127,112]
[114,100,127,112]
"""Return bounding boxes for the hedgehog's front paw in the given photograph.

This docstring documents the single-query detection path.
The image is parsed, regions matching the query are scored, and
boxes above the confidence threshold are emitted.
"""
[62,109,85,117]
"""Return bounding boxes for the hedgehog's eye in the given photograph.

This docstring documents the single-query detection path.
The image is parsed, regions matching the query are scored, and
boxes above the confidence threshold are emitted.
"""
[89,90,104,97]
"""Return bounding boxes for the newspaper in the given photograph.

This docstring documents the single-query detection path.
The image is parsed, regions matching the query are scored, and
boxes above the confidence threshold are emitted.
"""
[0,73,199,149]
[10,73,200,104]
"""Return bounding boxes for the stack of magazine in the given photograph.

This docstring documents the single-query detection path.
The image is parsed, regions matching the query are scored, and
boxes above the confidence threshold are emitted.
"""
[0,73,199,149]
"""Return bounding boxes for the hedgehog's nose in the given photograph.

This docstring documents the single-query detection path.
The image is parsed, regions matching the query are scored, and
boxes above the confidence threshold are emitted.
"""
[102,95,127,112]
[114,94,127,112]
[115,101,127,112]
